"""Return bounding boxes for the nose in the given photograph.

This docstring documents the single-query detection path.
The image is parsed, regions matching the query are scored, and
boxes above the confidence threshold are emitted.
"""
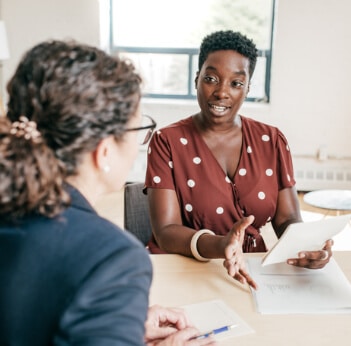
[213,81,229,99]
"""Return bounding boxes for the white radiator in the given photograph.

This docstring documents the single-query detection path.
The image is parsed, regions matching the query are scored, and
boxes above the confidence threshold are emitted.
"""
[293,157,351,191]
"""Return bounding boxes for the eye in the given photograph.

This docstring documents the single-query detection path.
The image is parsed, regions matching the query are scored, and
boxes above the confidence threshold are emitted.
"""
[232,81,244,88]
[203,75,218,83]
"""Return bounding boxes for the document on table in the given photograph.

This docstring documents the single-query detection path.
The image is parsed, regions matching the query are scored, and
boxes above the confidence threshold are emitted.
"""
[247,257,351,314]
[181,299,254,341]
[262,214,351,266]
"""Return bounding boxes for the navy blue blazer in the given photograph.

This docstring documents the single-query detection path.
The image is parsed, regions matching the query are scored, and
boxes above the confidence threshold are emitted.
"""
[0,186,153,345]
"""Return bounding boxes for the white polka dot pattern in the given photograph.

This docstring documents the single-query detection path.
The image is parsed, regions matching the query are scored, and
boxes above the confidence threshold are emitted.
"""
[153,176,161,183]
[187,179,195,188]
[239,168,247,176]
[216,207,224,214]
[144,116,295,246]
[258,191,266,200]
[266,169,273,176]
[193,157,201,164]
[185,204,193,212]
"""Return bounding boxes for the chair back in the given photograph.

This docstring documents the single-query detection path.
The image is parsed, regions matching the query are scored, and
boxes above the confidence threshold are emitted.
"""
[124,182,152,246]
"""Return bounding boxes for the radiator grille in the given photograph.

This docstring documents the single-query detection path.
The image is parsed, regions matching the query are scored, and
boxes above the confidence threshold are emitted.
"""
[293,157,351,191]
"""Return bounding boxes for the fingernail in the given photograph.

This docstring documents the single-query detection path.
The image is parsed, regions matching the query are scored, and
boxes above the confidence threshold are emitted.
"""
[299,253,306,258]
[321,250,328,260]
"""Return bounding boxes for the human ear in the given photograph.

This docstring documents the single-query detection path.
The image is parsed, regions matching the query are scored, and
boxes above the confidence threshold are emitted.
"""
[246,83,251,96]
[94,137,112,173]
[194,72,199,89]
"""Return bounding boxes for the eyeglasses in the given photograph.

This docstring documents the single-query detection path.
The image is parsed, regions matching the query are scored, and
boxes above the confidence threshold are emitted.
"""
[125,114,157,145]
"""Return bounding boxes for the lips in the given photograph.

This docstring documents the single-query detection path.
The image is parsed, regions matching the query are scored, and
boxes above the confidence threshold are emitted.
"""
[209,104,230,112]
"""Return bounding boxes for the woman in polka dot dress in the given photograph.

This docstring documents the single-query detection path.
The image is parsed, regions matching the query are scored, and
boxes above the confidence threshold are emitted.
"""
[144,30,333,289]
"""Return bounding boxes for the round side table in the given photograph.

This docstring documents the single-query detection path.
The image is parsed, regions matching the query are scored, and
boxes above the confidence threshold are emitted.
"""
[303,189,351,215]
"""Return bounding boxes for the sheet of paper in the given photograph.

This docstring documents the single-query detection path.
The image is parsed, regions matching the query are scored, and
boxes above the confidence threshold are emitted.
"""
[247,257,351,314]
[262,214,351,266]
[181,299,254,341]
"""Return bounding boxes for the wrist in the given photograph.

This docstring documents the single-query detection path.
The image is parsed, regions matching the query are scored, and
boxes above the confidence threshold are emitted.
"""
[190,229,215,261]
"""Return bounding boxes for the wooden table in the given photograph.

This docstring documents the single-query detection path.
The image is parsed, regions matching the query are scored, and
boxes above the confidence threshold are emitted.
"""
[149,252,351,346]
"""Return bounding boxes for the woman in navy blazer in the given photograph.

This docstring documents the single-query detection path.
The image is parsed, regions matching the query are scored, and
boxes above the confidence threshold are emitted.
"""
[0,41,214,346]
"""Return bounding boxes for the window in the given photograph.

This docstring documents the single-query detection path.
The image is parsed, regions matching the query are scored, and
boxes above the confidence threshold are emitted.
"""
[108,0,275,102]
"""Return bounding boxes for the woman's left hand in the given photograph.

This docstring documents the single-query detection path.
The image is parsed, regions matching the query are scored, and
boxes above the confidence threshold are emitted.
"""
[287,239,333,269]
[222,216,258,290]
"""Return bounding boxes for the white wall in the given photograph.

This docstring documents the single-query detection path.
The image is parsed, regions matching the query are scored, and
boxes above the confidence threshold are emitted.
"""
[1,0,350,189]
[143,0,351,159]
[0,0,100,97]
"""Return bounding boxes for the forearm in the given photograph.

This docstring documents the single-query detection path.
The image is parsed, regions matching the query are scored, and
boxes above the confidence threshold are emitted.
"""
[273,187,303,238]
[196,232,226,259]
[273,217,302,239]
[155,225,224,259]
[155,224,195,256]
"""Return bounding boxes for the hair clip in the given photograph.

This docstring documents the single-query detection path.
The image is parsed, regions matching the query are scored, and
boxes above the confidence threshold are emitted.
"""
[10,116,42,143]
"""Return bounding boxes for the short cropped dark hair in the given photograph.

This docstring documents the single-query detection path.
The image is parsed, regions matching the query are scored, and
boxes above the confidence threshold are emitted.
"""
[198,30,258,79]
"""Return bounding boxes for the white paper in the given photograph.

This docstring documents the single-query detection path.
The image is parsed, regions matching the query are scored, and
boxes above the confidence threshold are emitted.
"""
[181,299,254,341]
[262,214,351,266]
[247,257,351,314]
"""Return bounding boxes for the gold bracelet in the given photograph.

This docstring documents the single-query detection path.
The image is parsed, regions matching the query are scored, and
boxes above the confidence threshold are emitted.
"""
[190,229,215,262]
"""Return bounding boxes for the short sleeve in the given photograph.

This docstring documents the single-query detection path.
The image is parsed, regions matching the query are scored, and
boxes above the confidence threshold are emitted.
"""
[145,130,176,190]
[276,130,296,190]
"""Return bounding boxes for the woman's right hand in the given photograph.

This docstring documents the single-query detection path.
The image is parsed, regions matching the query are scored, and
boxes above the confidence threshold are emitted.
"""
[144,305,217,345]
[222,215,258,290]
[148,327,217,346]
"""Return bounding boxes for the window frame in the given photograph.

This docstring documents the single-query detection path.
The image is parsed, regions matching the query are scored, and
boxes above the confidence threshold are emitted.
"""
[109,0,275,103]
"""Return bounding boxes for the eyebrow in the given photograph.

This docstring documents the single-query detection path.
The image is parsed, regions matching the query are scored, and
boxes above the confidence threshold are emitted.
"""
[205,66,248,77]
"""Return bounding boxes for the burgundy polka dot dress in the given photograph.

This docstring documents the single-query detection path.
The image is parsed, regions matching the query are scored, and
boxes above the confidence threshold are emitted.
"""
[145,115,295,253]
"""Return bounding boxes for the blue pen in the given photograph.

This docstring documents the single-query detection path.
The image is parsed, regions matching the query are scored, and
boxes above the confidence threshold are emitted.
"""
[195,324,238,339]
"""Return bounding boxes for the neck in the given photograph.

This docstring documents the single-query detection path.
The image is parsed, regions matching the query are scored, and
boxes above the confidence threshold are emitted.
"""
[66,168,107,207]
[65,176,96,206]
[194,113,242,133]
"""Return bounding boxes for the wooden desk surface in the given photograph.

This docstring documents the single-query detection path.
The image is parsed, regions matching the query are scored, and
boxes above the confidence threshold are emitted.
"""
[149,252,351,346]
